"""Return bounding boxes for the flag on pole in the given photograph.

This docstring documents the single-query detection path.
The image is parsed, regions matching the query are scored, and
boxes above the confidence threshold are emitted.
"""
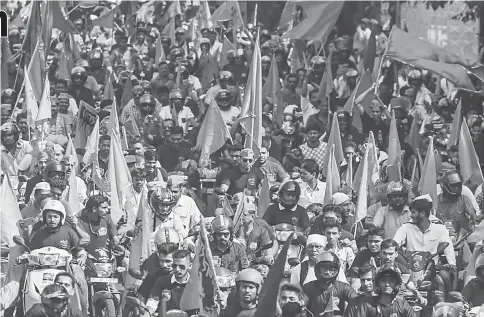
[0,176,23,248]
[36,76,52,136]
[83,117,106,191]
[262,55,283,127]
[107,97,120,136]
[324,145,340,205]
[220,36,236,69]
[355,148,369,223]
[1,39,12,91]
[459,120,484,186]
[418,137,438,206]
[447,99,462,150]
[321,114,344,178]
[92,7,116,27]
[387,111,402,181]
[343,69,374,133]
[24,66,39,128]
[67,164,82,216]
[197,0,213,29]
[257,177,271,218]
[27,41,46,102]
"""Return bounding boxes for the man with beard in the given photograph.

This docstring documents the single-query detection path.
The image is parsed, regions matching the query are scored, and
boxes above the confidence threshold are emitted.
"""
[255,146,289,188]
[356,97,390,151]
[334,109,364,146]
[96,135,111,182]
[290,234,327,290]
[25,161,65,204]
[160,89,197,134]
[220,269,263,317]
[156,126,193,173]
[67,67,95,107]
[346,265,415,317]
[16,112,31,141]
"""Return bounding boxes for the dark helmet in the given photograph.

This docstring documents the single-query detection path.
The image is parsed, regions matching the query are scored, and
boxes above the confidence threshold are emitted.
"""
[140,80,151,93]
[0,122,20,145]
[386,181,408,208]
[44,161,66,179]
[219,71,236,86]
[216,89,232,109]
[139,94,156,109]
[71,66,87,79]
[314,252,340,284]
[41,284,69,315]
[278,180,301,210]
[440,170,462,197]
[335,110,350,122]
[211,215,233,234]
[1,88,17,104]
[374,264,402,296]
[150,187,177,217]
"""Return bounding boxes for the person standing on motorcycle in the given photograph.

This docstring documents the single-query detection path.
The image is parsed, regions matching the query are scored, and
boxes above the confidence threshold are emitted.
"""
[304,251,358,316]
[149,187,187,238]
[23,200,89,312]
[25,284,86,317]
[236,202,276,264]
[219,268,263,317]
[462,253,484,307]
[344,265,416,317]
[436,170,477,235]
[146,250,193,315]
[263,180,310,230]
[393,194,456,300]
[290,234,327,289]
[210,215,249,274]
[323,219,355,284]
[373,181,411,239]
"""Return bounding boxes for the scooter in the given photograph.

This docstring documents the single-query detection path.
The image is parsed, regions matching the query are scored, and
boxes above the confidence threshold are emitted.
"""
[13,235,72,315]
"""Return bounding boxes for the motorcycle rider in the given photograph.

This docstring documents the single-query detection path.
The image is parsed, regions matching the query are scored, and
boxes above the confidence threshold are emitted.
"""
[146,249,193,315]
[25,284,86,317]
[263,180,310,230]
[149,187,187,238]
[220,268,264,317]
[373,181,411,239]
[167,175,202,235]
[215,89,241,128]
[344,265,416,317]
[304,251,357,316]
[290,234,327,289]
[323,219,355,284]
[1,122,32,191]
[462,253,484,307]
[25,161,66,204]
[210,215,249,274]
[393,194,456,300]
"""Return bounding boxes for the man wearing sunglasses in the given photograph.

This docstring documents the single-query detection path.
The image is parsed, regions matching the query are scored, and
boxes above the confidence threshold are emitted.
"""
[24,161,66,205]
[217,148,264,197]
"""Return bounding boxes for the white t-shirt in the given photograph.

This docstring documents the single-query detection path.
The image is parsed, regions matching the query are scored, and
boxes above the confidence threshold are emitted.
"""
[159,106,195,133]
[219,106,241,128]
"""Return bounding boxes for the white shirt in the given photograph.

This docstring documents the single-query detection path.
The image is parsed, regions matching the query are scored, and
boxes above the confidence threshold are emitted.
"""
[437,184,480,216]
[152,212,187,240]
[393,219,456,265]
[159,106,194,133]
[219,106,241,128]
[301,96,319,126]
[172,195,203,232]
[298,180,326,208]
[290,260,317,287]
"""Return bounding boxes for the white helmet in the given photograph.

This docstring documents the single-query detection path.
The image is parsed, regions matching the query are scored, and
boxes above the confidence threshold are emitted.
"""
[42,200,67,225]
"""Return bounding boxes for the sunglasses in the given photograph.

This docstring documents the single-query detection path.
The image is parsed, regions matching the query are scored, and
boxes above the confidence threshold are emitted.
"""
[134,93,144,98]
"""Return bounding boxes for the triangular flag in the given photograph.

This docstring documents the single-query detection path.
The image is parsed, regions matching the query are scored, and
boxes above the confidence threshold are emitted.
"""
[196,98,233,167]
[154,34,167,66]
[120,76,133,110]
[324,145,341,205]
[220,35,236,69]
[83,117,106,191]
[200,52,219,92]
[363,29,377,75]
[355,147,369,223]
[92,7,116,28]
[27,40,46,102]
[344,70,373,133]
[161,18,176,45]
[43,1,79,48]
[107,131,133,224]
[36,76,52,136]
[257,177,271,218]
[447,98,462,149]
[263,55,283,127]
[0,176,23,248]
[321,114,345,178]
[124,112,141,138]
[344,153,354,188]
[65,136,80,174]
[67,163,82,215]
[197,0,213,29]
[387,111,402,181]
[240,39,263,157]
[102,72,115,101]
[316,50,334,102]
[253,233,294,317]
[418,136,438,206]
[459,120,484,186]
[58,51,71,81]
[21,0,42,59]
[1,39,12,91]
[24,66,39,128]
[107,97,120,136]
[407,112,422,155]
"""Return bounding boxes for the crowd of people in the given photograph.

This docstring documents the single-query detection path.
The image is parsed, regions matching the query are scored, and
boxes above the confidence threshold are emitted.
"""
[1,1,484,317]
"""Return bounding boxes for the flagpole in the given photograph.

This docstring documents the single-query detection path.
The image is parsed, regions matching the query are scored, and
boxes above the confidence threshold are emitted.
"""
[12,52,24,89]
[10,81,26,121]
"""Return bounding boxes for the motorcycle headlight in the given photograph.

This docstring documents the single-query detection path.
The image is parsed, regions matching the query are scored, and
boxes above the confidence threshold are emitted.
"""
[94,263,113,278]
[37,253,60,266]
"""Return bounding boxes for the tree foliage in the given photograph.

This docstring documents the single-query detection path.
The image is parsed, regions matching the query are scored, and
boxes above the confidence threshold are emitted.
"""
[425,1,481,22]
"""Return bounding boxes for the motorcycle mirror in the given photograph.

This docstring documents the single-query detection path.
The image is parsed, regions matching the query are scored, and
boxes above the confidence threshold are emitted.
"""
[13,235,30,252]
[288,257,300,267]
[126,230,135,238]
[436,242,449,255]
[117,267,126,273]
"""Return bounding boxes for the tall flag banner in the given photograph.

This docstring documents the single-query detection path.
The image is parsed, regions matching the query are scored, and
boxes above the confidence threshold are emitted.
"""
[107,131,133,224]
[21,0,42,58]
[278,1,296,29]
[321,114,345,178]
[283,1,344,41]
[161,18,176,46]
[102,71,115,101]
[324,145,341,205]
[387,111,402,181]
[82,117,106,191]
[27,41,46,102]
[0,176,23,248]
[180,222,219,315]
[239,39,263,156]
[316,50,334,102]
[363,30,377,76]
[343,69,374,133]
[447,99,462,149]
[355,148,369,223]
[42,1,79,48]
[107,97,120,136]
[24,66,39,128]
[197,0,213,29]
[253,233,294,317]
[155,34,167,65]
[58,51,71,81]
[418,137,438,206]
[257,177,271,218]
[1,39,12,91]
[262,55,283,127]
[459,120,484,186]
[120,76,133,110]
[211,0,244,29]
[36,76,52,136]
[195,98,233,167]
[67,164,82,216]
[92,7,116,27]
[220,36,237,69]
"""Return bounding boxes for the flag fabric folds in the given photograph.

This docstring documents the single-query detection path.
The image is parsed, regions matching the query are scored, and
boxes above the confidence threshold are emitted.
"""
[257,177,271,218]
[262,55,283,126]
[0,176,23,248]
[283,1,344,41]
[418,136,438,206]
[1,39,12,91]
[24,66,39,128]
[324,145,341,205]
[459,120,484,186]
[321,114,344,178]
[447,99,462,150]
[92,7,116,28]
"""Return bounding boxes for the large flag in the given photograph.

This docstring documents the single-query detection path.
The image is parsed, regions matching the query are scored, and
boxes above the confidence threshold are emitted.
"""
[107,97,120,136]
[197,0,213,29]
[407,111,422,155]
[67,164,82,216]
[1,39,12,91]
[321,114,344,178]
[27,41,46,102]
[179,222,219,315]
[447,99,462,150]
[120,76,133,110]
[418,137,438,205]
[385,26,476,91]
[83,117,106,191]
[257,177,271,218]
[195,98,233,167]
[0,176,23,248]
[21,0,42,57]
[355,147,369,223]
[107,131,133,224]
[324,145,341,205]
[161,18,176,46]
[42,1,79,48]
[137,1,156,24]
[36,76,52,136]
[154,34,167,66]
[459,120,484,186]
[124,112,141,139]
[220,36,236,69]
[387,111,402,181]
[363,30,377,75]
[58,51,71,81]
[24,66,39,128]
[253,232,294,317]
[278,1,296,29]
[344,69,374,133]
[283,1,344,41]
[316,50,334,102]
[211,0,244,29]
[240,40,263,156]
[262,55,283,126]
[92,7,116,27]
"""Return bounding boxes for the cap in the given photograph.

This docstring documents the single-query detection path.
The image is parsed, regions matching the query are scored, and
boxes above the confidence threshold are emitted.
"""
[332,192,350,205]
[345,69,358,78]
[261,55,271,63]
[147,181,167,191]
[42,200,66,213]
[34,182,51,192]
[175,27,186,34]
[167,175,187,187]
[240,148,255,160]
[307,234,327,247]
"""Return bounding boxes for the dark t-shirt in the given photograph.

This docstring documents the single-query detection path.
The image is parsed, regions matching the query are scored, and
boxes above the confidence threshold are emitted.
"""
[78,214,117,255]
[26,303,87,317]
[215,166,264,196]
[361,112,390,151]
[138,267,168,300]
[262,204,310,229]
[28,225,80,253]
[149,274,187,311]
[156,142,193,172]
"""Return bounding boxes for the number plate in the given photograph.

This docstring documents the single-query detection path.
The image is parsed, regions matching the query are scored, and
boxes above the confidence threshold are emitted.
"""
[89,277,118,283]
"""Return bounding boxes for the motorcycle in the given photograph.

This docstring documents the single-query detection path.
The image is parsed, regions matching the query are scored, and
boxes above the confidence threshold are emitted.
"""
[273,224,306,277]
[13,236,72,315]
[86,247,126,317]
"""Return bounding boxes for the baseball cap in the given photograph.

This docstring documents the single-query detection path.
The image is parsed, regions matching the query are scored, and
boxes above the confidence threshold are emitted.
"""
[240,149,255,160]
[33,182,51,192]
